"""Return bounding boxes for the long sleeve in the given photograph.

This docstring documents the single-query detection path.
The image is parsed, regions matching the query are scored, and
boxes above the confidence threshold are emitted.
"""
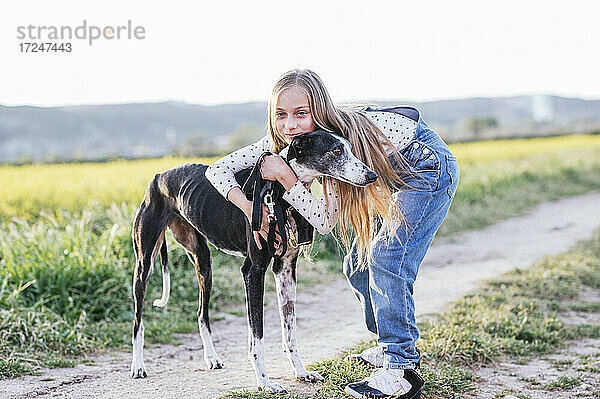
[205,136,340,235]
[205,136,273,199]
[282,179,339,235]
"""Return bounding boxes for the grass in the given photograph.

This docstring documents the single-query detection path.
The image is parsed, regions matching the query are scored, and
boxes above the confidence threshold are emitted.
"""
[494,390,532,399]
[1,133,600,381]
[0,278,90,377]
[569,302,600,312]
[542,375,582,390]
[222,229,600,398]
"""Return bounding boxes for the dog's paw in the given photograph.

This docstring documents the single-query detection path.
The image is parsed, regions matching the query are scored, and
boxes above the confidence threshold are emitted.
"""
[259,381,287,394]
[204,354,223,369]
[130,365,147,379]
[297,370,325,383]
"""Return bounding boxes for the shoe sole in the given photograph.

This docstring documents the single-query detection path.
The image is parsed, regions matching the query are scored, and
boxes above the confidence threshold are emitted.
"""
[344,385,422,399]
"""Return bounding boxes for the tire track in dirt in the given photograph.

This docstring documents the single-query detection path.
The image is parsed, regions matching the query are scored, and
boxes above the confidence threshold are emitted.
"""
[3,191,600,399]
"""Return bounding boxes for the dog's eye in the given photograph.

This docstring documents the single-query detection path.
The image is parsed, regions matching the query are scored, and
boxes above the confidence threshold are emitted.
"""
[333,148,343,156]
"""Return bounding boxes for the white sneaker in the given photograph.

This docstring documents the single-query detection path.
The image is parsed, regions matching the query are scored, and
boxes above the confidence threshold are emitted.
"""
[347,346,421,369]
[346,346,385,367]
[344,368,424,399]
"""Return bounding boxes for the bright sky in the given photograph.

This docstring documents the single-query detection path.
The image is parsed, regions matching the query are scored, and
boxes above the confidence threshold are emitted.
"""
[2,0,599,107]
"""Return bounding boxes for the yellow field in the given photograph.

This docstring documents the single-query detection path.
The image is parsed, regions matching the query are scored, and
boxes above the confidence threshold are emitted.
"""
[0,157,213,221]
[1,134,600,222]
[450,134,600,165]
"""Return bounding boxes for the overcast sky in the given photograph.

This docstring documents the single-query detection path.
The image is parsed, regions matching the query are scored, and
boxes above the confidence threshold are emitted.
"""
[2,0,599,107]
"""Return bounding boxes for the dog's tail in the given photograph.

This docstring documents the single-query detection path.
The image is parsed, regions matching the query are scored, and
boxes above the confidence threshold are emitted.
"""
[153,239,171,308]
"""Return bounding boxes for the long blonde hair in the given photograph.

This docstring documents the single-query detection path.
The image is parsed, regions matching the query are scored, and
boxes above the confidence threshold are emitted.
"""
[267,69,409,266]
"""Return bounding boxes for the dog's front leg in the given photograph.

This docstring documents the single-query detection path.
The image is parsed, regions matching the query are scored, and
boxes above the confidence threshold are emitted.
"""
[242,257,287,394]
[273,255,324,383]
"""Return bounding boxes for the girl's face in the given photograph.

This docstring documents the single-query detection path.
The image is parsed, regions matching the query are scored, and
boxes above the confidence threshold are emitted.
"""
[275,85,315,143]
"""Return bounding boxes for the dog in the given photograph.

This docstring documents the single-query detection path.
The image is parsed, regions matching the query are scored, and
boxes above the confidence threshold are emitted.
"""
[130,129,378,393]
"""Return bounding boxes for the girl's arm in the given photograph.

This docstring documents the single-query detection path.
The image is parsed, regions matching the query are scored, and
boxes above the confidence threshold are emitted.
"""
[259,155,339,235]
[205,136,275,248]
[205,136,273,199]
[207,138,339,240]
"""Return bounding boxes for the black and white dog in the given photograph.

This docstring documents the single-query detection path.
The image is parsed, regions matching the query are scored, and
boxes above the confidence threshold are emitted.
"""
[130,130,377,393]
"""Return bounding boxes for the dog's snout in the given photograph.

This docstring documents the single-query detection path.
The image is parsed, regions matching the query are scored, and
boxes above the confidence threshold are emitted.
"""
[366,170,378,183]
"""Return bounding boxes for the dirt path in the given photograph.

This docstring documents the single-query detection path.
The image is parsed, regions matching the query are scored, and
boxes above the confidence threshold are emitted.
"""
[474,287,600,397]
[476,337,600,398]
[3,191,600,399]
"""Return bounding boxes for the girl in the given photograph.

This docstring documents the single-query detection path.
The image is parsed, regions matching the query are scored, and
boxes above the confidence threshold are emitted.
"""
[206,69,459,399]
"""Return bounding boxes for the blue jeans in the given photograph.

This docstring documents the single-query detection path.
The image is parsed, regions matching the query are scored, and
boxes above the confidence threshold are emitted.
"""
[344,107,459,369]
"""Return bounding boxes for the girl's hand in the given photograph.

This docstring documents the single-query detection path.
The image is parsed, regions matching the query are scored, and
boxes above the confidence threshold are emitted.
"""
[227,188,277,250]
[260,155,299,190]
[260,155,289,181]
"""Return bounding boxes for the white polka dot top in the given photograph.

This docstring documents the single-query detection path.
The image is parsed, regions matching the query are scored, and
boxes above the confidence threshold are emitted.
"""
[205,135,274,200]
[205,110,417,235]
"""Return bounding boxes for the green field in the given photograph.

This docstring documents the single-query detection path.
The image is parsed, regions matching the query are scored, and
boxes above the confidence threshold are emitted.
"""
[1,134,600,379]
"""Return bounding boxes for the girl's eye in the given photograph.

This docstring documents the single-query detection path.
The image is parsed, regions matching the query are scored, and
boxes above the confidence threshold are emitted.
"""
[276,112,286,118]
[297,111,307,116]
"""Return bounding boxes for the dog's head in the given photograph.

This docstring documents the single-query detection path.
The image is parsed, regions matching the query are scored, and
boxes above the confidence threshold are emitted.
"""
[281,129,378,186]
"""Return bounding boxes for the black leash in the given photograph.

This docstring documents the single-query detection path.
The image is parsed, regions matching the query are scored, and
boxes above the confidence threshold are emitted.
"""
[242,151,315,258]
[244,152,288,258]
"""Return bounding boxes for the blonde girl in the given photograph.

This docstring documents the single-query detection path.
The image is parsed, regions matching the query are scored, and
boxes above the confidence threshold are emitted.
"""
[206,69,459,399]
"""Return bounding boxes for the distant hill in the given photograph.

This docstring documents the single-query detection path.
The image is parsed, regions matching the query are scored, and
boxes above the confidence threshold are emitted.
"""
[1,95,599,163]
